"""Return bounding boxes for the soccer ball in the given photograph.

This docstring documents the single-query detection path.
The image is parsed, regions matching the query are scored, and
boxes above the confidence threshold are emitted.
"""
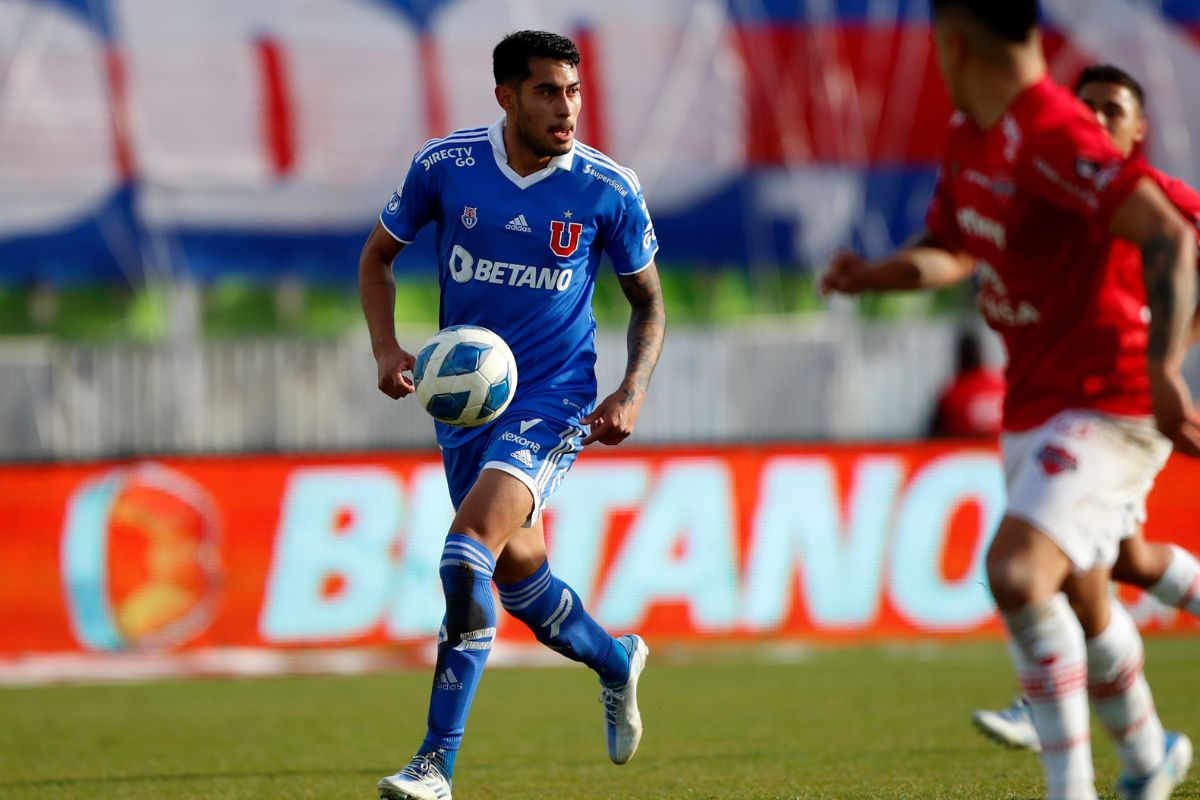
[413,325,518,427]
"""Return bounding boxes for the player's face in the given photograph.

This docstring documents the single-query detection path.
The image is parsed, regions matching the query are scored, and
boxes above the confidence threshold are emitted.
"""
[932,21,969,112]
[512,57,581,158]
[1076,81,1146,159]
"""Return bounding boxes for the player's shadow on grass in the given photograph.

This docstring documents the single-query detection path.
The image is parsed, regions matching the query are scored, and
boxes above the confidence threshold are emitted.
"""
[0,766,382,790]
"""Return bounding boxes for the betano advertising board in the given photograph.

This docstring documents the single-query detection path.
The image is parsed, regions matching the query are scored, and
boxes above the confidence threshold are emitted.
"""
[2,444,1198,665]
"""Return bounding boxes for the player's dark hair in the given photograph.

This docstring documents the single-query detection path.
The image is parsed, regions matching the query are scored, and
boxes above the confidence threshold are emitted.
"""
[1075,64,1146,109]
[493,30,580,87]
[930,0,1039,43]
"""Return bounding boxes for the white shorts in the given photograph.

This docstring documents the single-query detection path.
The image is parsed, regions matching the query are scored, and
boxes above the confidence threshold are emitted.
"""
[1001,410,1171,572]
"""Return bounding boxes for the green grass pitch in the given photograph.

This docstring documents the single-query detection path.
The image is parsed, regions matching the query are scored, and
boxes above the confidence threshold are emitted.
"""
[1,640,1197,799]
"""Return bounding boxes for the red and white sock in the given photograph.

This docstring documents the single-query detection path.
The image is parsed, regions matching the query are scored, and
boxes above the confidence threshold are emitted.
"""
[1147,545,1200,617]
[1087,601,1165,778]
[1003,595,1096,800]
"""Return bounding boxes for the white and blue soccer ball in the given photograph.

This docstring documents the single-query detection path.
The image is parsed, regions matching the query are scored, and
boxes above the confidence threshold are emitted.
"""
[413,325,517,427]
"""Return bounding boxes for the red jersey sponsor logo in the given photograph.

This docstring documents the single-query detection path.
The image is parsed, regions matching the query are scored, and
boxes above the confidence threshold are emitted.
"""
[1037,444,1078,476]
[975,261,1040,327]
[956,207,1007,249]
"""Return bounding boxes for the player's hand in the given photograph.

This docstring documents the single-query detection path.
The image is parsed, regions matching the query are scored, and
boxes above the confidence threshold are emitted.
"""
[1148,363,1200,457]
[820,250,871,296]
[376,343,415,399]
[581,387,644,446]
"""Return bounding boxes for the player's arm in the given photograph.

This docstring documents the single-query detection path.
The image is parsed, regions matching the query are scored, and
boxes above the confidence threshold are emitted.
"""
[358,221,415,399]
[582,261,666,446]
[820,231,976,296]
[1110,177,1200,455]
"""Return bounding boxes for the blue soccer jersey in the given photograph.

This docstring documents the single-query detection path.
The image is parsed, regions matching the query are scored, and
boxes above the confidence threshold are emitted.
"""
[380,119,658,447]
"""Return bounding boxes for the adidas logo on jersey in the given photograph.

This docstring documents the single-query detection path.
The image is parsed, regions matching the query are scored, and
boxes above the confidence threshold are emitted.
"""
[511,449,534,468]
[505,214,532,233]
[436,668,463,690]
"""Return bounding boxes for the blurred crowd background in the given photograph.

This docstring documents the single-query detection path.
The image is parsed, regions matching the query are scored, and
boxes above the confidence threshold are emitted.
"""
[3,0,1199,460]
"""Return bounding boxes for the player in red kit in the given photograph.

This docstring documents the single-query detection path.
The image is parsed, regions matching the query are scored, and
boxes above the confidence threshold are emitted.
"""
[971,63,1200,756]
[822,2,1198,798]
[929,330,1006,437]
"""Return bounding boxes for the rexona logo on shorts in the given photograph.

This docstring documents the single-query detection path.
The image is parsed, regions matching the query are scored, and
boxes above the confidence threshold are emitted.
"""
[500,431,541,452]
[447,245,573,291]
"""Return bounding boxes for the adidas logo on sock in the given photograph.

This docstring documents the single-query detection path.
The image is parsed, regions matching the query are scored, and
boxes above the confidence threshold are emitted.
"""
[505,214,532,233]
[511,449,534,468]
[436,667,463,690]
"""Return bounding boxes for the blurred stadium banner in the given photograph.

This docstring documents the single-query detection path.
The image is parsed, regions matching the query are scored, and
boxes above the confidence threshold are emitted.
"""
[2,0,1200,283]
[2,442,1197,680]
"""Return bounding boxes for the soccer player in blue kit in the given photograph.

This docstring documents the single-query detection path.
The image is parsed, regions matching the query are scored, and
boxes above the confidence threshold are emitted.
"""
[358,30,666,800]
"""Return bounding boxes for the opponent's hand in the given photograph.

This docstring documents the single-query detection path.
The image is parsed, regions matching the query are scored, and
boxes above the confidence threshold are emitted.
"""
[581,387,644,446]
[1149,364,1200,457]
[376,344,415,399]
[820,250,872,296]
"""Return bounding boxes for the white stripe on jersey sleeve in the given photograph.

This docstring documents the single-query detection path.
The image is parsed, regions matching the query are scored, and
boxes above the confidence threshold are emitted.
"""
[574,143,641,193]
[414,127,490,161]
[378,215,413,244]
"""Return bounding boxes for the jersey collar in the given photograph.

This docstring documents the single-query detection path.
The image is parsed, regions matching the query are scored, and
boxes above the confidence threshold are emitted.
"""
[488,117,575,190]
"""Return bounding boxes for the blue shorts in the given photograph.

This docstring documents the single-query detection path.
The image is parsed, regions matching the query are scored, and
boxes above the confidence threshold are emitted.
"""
[441,385,592,526]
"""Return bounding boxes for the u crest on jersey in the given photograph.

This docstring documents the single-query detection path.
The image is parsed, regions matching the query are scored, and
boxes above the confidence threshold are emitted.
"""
[550,220,583,257]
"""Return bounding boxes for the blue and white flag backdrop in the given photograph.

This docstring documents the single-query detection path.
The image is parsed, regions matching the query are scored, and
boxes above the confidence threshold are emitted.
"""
[1,0,1198,284]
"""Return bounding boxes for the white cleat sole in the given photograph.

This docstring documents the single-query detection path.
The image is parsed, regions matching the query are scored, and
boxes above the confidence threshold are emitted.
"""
[377,777,448,800]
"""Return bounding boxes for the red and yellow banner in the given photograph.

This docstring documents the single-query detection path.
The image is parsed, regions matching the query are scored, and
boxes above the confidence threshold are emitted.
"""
[3,443,1198,660]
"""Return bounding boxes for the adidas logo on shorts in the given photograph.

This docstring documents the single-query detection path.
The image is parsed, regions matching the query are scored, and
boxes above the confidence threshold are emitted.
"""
[505,214,532,233]
[511,449,534,468]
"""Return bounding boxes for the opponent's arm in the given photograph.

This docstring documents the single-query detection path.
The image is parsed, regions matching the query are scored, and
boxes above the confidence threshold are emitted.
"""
[581,261,666,446]
[359,221,415,399]
[1110,176,1200,455]
[820,231,976,296]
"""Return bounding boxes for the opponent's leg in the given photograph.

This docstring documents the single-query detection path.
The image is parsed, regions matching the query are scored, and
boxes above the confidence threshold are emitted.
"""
[988,516,1096,800]
[975,536,1200,754]
[1116,537,1200,616]
[1071,569,1191,800]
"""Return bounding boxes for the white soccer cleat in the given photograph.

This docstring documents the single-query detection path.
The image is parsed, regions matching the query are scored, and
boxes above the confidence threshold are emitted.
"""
[972,696,1041,752]
[377,752,453,800]
[600,634,649,765]
[1115,731,1193,800]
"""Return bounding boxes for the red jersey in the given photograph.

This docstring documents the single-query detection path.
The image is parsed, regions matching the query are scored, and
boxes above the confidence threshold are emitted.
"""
[926,77,1149,431]
[1107,164,1200,362]
[1148,166,1200,263]
[1149,166,1200,236]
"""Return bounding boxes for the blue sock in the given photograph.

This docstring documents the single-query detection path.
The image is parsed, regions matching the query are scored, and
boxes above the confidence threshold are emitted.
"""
[421,533,496,771]
[497,559,630,686]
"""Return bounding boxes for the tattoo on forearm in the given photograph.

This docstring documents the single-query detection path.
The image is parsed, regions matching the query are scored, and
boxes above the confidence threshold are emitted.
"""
[618,269,666,402]
[1141,234,1194,361]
